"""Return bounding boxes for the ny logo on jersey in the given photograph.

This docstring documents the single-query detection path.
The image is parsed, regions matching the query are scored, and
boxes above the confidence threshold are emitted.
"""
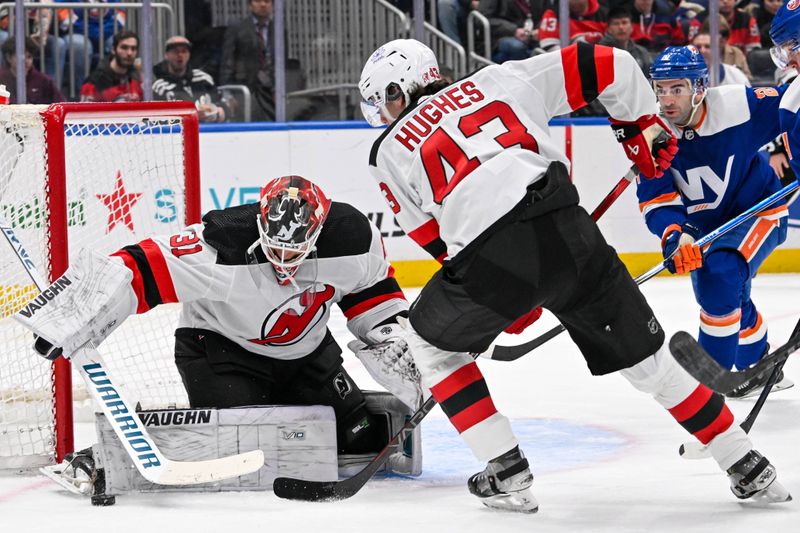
[670,155,734,213]
[248,283,335,346]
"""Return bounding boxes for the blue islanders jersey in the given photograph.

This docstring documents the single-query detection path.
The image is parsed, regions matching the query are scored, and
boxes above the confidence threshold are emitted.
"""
[637,84,789,240]
[779,77,800,180]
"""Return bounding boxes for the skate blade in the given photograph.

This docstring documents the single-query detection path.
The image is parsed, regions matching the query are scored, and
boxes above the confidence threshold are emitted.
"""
[39,465,91,496]
[741,480,793,505]
[480,488,539,513]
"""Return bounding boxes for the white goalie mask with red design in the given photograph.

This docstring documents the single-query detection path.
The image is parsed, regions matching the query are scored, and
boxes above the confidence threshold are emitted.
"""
[256,176,331,284]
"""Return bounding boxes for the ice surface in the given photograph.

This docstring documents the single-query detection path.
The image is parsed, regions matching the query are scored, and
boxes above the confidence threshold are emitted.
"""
[2,275,799,533]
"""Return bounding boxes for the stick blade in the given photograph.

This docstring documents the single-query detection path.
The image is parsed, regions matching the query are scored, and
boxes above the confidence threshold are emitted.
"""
[273,476,343,502]
[155,449,265,485]
[668,331,736,394]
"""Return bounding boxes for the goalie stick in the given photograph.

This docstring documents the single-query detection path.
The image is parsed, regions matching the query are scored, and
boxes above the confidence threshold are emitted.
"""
[0,219,265,485]
[485,179,800,362]
[273,394,438,501]
[668,318,800,395]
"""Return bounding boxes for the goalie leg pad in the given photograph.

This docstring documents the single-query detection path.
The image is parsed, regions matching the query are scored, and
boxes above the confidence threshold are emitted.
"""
[93,405,338,495]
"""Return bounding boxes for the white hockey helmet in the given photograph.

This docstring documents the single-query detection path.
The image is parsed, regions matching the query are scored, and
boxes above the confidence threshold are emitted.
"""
[359,39,441,127]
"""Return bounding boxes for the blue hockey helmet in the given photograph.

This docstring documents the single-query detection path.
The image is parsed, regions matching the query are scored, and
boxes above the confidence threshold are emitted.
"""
[650,46,709,93]
[770,0,800,69]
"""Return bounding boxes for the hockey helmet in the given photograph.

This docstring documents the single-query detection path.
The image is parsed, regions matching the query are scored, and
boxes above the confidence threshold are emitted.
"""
[256,176,331,284]
[770,0,800,69]
[650,45,709,94]
[359,39,441,127]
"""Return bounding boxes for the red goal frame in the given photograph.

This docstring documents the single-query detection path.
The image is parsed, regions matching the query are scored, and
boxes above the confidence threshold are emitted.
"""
[41,101,201,462]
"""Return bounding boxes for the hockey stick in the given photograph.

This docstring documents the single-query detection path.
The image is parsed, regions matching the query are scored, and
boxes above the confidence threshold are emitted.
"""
[485,179,800,362]
[678,318,800,459]
[273,394,437,501]
[0,220,265,485]
[481,163,639,361]
[669,317,800,395]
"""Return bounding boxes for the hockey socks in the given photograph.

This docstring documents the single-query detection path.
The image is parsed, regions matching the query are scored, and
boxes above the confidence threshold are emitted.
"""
[667,384,734,445]
[429,361,518,462]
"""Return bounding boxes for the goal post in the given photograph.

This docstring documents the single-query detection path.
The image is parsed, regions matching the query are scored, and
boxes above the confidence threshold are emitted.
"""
[0,102,201,469]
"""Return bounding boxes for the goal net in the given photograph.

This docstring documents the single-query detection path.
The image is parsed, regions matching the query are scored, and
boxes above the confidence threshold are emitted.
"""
[0,102,200,470]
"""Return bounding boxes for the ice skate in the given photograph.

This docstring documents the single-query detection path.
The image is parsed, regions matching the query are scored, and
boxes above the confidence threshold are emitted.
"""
[727,450,792,503]
[726,368,794,399]
[39,448,97,496]
[467,446,538,513]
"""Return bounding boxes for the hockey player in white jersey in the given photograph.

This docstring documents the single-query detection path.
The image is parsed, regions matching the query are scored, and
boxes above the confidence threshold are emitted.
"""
[359,39,790,512]
[19,175,421,462]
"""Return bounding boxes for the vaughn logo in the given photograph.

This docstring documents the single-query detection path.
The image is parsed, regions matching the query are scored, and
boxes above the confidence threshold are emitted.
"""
[16,275,72,318]
[138,410,213,427]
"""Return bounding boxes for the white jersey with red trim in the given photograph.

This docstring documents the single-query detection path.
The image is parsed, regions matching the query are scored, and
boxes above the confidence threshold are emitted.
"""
[368,43,658,261]
[111,201,408,360]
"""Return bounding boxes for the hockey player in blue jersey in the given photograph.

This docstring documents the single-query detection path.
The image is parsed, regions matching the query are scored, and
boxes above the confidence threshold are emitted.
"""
[770,1,800,180]
[638,45,793,398]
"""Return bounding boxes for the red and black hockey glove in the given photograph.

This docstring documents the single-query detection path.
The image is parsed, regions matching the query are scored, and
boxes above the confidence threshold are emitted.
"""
[504,306,543,334]
[662,222,703,275]
[609,115,678,179]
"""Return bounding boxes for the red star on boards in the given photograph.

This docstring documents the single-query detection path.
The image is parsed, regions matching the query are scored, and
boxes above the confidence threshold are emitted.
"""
[96,170,143,233]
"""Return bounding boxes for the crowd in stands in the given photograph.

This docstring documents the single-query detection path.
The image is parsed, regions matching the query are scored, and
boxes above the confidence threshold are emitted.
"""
[0,0,793,120]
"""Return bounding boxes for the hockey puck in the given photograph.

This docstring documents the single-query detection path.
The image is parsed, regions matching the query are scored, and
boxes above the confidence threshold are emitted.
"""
[678,444,686,456]
[91,494,116,506]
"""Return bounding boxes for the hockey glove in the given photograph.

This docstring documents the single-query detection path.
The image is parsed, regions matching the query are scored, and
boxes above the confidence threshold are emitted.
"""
[662,222,703,274]
[504,306,543,334]
[349,320,424,409]
[609,115,678,179]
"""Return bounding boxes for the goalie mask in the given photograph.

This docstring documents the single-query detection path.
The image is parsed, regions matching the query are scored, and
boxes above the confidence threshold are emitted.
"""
[359,39,441,127]
[255,176,331,285]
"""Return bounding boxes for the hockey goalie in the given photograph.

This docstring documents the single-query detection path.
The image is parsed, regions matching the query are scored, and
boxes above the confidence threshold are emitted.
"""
[15,175,423,503]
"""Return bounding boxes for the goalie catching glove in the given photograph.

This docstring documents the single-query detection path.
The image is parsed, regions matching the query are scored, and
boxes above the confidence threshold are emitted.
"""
[662,222,703,274]
[348,317,424,410]
[610,114,678,179]
[14,249,137,360]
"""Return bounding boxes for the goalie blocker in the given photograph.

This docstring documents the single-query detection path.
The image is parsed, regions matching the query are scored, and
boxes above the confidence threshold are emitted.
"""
[41,392,420,504]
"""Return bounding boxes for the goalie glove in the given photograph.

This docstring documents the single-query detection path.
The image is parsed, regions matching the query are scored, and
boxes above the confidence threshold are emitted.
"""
[662,222,703,275]
[609,115,678,179]
[14,248,137,359]
[349,319,424,410]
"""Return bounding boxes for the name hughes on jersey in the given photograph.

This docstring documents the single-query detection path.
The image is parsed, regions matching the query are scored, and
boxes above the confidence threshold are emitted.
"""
[395,80,486,152]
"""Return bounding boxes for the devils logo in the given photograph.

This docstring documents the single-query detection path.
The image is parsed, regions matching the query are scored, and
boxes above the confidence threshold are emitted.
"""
[248,283,336,346]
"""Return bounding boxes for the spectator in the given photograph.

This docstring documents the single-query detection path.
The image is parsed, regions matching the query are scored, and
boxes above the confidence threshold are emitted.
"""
[438,0,480,46]
[220,0,278,121]
[0,2,64,79]
[0,36,65,104]
[749,0,784,48]
[692,27,751,86]
[56,0,126,57]
[537,0,608,51]
[152,36,229,123]
[599,7,652,75]
[629,0,685,52]
[687,0,761,53]
[479,0,540,63]
[80,29,142,102]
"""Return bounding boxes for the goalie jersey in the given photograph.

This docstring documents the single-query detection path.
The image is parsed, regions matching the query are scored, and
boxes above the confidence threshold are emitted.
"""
[111,201,408,360]
[637,85,790,240]
[368,43,658,260]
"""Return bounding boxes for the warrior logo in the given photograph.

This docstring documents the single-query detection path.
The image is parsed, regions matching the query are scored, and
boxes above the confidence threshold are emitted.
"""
[248,283,335,346]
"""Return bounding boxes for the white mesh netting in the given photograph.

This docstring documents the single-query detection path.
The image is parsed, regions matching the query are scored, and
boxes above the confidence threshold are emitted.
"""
[1,104,195,470]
